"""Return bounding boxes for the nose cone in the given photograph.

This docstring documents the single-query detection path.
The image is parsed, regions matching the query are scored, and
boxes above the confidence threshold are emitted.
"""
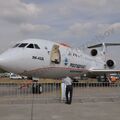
[0,55,12,72]
[0,49,22,73]
[0,55,6,67]
[0,56,3,65]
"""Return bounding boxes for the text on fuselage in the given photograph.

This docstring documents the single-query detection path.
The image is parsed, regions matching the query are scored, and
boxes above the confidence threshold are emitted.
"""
[70,63,85,68]
[32,56,44,61]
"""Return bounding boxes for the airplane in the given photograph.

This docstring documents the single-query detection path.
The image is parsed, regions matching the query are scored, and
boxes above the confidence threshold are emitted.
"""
[0,39,120,80]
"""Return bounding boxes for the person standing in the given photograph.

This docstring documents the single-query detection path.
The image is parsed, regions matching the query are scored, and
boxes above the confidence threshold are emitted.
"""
[62,76,73,104]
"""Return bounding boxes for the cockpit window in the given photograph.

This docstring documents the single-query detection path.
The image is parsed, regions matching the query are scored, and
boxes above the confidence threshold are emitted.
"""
[27,44,34,48]
[13,43,40,49]
[34,44,40,49]
[13,43,20,48]
[19,43,28,48]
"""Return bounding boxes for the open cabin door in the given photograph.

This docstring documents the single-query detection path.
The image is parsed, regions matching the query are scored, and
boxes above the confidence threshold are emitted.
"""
[50,44,61,64]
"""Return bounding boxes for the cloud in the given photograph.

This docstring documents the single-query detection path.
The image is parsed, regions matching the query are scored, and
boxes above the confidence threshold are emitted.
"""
[109,23,120,32]
[68,22,93,37]
[0,0,42,23]
[63,22,114,38]
[56,0,120,23]
[70,0,107,7]
[20,23,51,33]
[0,0,120,50]
[67,0,120,11]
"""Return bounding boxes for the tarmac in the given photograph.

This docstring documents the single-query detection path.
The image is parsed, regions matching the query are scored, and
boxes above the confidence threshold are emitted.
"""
[0,102,120,120]
[0,78,120,120]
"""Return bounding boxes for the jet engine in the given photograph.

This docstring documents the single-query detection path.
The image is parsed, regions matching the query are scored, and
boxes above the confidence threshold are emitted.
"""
[106,59,115,68]
[91,49,98,56]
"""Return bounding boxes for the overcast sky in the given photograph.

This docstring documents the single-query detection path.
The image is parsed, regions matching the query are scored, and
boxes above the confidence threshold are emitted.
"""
[0,0,120,60]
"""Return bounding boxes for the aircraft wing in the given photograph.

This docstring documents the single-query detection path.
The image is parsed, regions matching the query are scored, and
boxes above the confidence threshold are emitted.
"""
[88,43,120,48]
[89,69,120,74]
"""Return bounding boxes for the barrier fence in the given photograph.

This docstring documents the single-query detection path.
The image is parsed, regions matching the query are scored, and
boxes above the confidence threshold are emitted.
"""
[0,82,120,104]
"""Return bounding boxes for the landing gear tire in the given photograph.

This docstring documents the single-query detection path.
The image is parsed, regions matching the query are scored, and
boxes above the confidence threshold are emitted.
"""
[32,83,42,94]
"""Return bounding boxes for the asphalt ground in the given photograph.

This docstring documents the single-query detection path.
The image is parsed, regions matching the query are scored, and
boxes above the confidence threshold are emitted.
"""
[0,81,120,104]
[0,102,120,120]
[0,78,120,120]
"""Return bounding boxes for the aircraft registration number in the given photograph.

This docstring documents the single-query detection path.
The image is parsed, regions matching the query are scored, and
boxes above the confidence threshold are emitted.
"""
[32,56,44,61]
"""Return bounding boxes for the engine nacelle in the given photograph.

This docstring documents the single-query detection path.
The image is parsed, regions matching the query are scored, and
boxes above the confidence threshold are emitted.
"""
[106,59,115,68]
[91,49,98,56]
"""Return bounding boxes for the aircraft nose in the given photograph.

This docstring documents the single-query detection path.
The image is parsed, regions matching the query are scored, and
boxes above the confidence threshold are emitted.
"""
[0,56,5,66]
[0,49,19,72]
[0,50,24,74]
[0,48,25,74]
[0,55,10,71]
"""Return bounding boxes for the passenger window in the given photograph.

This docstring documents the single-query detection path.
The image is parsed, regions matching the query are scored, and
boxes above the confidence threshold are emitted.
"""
[19,43,28,48]
[27,44,34,48]
[13,43,20,48]
[34,44,40,49]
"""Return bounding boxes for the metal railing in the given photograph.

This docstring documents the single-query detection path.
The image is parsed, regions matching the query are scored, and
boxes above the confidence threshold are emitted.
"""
[0,82,120,104]
[72,82,120,102]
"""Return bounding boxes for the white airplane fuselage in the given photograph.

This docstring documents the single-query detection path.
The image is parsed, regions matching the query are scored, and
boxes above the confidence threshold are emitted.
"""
[0,39,105,79]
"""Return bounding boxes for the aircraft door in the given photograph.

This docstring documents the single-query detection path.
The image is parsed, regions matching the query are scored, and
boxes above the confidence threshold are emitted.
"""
[50,44,61,64]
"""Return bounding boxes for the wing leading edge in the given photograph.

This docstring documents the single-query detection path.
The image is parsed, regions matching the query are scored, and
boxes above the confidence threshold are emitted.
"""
[89,69,120,74]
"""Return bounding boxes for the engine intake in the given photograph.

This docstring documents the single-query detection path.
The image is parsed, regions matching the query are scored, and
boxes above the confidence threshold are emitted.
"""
[106,59,115,68]
[91,49,98,56]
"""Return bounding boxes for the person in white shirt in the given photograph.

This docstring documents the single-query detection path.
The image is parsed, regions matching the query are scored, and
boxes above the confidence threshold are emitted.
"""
[62,76,73,104]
